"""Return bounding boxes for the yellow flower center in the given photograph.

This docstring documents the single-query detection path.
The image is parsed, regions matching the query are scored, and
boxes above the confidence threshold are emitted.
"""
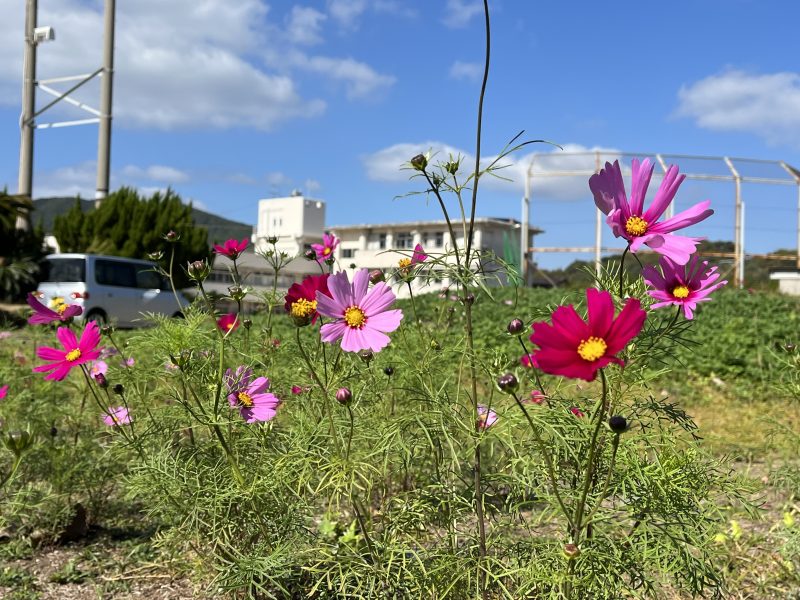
[672,285,690,299]
[226,322,235,330]
[625,216,648,236]
[65,349,82,362]
[398,258,412,269]
[577,336,607,362]
[291,298,317,318]
[323,247,332,256]
[237,391,254,407]
[55,304,68,315]
[344,306,367,329]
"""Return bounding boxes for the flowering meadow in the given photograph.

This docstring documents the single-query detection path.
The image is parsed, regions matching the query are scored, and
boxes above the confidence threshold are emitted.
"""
[3,6,800,600]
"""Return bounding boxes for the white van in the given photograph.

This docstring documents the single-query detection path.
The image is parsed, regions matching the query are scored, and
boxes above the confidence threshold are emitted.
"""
[35,254,190,327]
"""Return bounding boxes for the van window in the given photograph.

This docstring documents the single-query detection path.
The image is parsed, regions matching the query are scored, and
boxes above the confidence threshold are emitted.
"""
[41,258,86,283]
[136,269,163,290]
[95,260,137,288]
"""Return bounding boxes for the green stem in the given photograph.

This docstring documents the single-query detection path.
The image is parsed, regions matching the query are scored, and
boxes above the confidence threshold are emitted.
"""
[167,245,183,313]
[517,335,547,397]
[582,434,620,529]
[407,281,422,332]
[211,423,245,487]
[618,245,629,298]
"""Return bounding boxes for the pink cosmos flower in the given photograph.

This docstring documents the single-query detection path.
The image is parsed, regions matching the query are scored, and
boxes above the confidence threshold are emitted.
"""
[27,293,83,325]
[0,385,8,399]
[530,288,647,382]
[213,238,248,260]
[316,268,403,353]
[33,321,103,381]
[90,360,108,381]
[520,353,538,369]
[643,256,727,320]
[103,406,131,426]
[291,385,304,395]
[525,390,546,405]
[121,357,135,368]
[217,313,240,333]
[0,331,13,339]
[477,405,498,430]
[570,407,585,418]
[227,374,281,423]
[589,159,713,265]
[312,233,339,263]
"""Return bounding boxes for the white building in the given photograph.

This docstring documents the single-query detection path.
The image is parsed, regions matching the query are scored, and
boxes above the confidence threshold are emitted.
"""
[330,218,541,297]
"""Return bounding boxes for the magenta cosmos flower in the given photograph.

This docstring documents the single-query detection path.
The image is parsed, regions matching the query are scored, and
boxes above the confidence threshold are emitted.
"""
[316,268,403,353]
[33,321,103,381]
[213,238,248,259]
[103,406,131,426]
[312,233,339,263]
[217,313,240,333]
[226,372,281,423]
[399,243,428,269]
[589,159,713,265]
[530,288,647,382]
[643,255,727,319]
[284,274,330,324]
[27,293,83,324]
[0,385,8,399]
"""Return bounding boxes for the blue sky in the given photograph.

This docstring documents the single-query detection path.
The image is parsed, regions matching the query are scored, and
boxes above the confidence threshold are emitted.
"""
[2,0,800,268]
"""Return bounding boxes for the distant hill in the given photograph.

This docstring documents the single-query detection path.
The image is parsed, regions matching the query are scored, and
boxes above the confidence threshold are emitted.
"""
[31,197,253,244]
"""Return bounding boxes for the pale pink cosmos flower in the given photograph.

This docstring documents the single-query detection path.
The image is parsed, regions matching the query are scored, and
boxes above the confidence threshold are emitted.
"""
[90,360,108,381]
[477,405,498,430]
[33,321,103,381]
[525,390,546,405]
[103,406,131,426]
[27,293,83,324]
[312,233,339,263]
[0,331,12,340]
[121,357,135,368]
[643,256,727,320]
[589,159,713,265]
[316,269,403,353]
[520,353,538,369]
[0,385,8,400]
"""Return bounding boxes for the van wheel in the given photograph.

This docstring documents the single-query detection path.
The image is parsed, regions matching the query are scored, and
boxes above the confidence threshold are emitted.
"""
[85,309,107,324]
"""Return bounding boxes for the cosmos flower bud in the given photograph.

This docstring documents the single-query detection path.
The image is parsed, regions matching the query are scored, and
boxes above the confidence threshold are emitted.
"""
[242,318,252,330]
[507,318,524,335]
[304,249,317,261]
[50,426,58,437]
[188,260,210,282]
[164,230,180,242]
[497,373,519,394]
[324,257,335,267]
[4,430,34,457]
[369,269,385,284]
[563,543,580,560]
[148,251,164,261]
[267,236,279,245]
[100,325,114,336]
[112,383,124,395]
[358,349,374,364]
[335,387,352,405]
[384,366,394,377]
[444,159,460,175]
[94,373,108,388]
[228,286,246,302]
[463,293,475,306]
[410,153,428,171]
[608,415,629,434]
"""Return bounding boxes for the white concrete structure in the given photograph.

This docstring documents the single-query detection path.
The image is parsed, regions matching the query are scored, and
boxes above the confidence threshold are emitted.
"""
[330,218,541,297]
[770,271,800,296]
[255,190,325,257]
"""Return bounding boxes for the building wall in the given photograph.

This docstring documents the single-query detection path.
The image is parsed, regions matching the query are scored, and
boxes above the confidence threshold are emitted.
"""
[256,195,325,257]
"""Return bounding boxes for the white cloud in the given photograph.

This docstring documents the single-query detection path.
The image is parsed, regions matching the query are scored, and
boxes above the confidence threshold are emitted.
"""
[327,0,368,27]
[304,178,322,193]
[286,6,327,45]
[442,0,483,29]
[676,70,800,146]
[121,165,189,184]
[266,172,292,187]
[228,173,258,185]
[449,60,482,82]
[362,141,621,200]
[286,53,395,98]
[0,0,395,131]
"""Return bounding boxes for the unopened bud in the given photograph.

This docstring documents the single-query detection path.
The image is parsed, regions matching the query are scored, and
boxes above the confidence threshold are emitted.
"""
[507,318,524,335]
[608,415,629,434]
[304,249,317,261]
[410,153,428,171]
[335,387,352,405]
[100,325,114,336]
[242,319,252,330]
[324,257,335,267]
[358,349,374,364]
[267,236,278,245]
[463,293,475,306]
[148,251,164,261]
[497,373,519,394]
[444,160,460,175]
[112,384,124,395]
[94,373,108,388]
[164,230,180,242]
[369,269,385,284]
[188,260,210,282]
[50,426,58,437]
[563,543,580,560]
[384,366,394,377]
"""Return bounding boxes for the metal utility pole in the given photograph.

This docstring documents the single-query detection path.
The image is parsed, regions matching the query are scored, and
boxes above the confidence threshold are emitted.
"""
[95,0,115,205]
[16,0,38,230]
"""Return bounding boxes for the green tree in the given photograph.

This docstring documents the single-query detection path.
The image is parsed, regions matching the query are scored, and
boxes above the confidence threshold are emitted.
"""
[0,192,46,301]
[52,187,209,287]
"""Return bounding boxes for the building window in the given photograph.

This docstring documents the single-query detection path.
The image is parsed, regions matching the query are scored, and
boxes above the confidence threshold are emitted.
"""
[378,233,387,249]
[396,232,413,249]
[342,248,355,258]
[426,231,444,247]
